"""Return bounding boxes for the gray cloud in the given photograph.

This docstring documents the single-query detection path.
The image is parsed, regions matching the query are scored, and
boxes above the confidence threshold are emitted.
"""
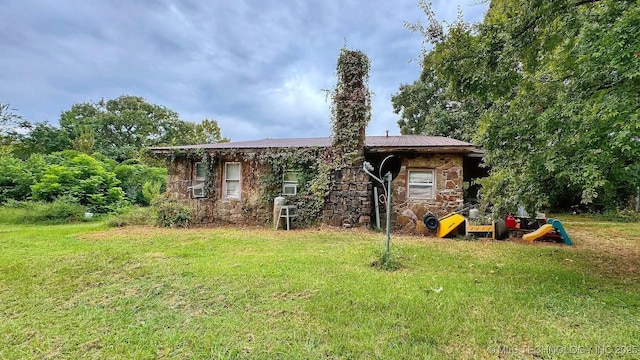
[0,0,488,141]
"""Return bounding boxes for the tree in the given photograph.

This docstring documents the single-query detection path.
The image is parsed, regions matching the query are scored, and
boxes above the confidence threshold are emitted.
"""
[71,126,95,153]
[59,95,188,161]
[59,95,229,161]
[477,0,639,212]
[0,102,29,147]
[114,162,166,205]
[173,118,229,145]
[0,153,46,202]
[392,66,482,142]
[189,118,229,144]
[11,122,72,159]
[392,2,489,143]
[396,0,640,213]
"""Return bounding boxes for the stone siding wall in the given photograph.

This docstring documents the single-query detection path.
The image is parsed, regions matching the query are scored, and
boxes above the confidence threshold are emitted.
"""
[385,154,464,233]
[165,152,463,231]
[165,155,271,225]
[322,166,372,227]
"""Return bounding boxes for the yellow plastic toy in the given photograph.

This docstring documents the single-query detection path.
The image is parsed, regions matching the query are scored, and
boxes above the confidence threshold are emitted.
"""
[522,224,554,242]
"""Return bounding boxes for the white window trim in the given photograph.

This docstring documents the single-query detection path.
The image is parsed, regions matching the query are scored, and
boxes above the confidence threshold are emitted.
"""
[282,170,299,196]
[188,182,205,198]
[223,162,242,199]
[407,169,435,200]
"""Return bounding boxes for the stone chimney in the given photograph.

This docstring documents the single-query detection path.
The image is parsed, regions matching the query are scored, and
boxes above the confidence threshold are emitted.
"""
[322,49,372,227]
[329,49,371,164]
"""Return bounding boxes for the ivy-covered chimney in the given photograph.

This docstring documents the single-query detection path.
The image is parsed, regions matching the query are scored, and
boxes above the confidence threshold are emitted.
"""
[329,49,371,165]
[322,48,372,227]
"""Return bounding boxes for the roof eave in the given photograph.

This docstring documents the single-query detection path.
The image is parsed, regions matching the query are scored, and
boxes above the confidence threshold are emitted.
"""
[148,145,329,155]
[364,145,477,154]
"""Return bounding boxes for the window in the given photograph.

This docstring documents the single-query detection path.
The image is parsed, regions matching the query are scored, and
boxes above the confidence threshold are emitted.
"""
[195,162,207,181]
[190,162,207,198]
[282,171,299,195]
[407,170,434,199]
[224,162,241,199]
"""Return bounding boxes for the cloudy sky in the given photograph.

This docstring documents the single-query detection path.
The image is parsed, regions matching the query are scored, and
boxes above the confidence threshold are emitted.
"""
[1,0,488,142]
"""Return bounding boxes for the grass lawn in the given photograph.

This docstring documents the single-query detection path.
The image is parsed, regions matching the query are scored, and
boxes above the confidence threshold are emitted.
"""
[1,216,639,359]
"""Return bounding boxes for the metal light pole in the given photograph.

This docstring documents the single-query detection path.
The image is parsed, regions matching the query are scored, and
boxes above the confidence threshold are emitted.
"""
[363,156,394,262]
[383,171,392,260]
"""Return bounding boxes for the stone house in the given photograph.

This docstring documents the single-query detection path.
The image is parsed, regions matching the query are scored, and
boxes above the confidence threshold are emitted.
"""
[150,134,480,232]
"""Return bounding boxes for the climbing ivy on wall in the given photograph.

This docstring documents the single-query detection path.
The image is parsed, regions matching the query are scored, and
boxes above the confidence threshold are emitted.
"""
[168,147,329,225]
[330,48,371,167]
[255,147,328,225]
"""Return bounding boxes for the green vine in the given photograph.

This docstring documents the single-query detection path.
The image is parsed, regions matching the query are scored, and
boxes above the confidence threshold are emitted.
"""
[330,48,371,168]
[202,152,217,199]
[166,147,329,226]
[254,147,328,225]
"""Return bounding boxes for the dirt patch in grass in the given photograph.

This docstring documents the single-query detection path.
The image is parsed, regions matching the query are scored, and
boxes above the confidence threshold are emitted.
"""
[77,225,212,241]
[568,226,640,281]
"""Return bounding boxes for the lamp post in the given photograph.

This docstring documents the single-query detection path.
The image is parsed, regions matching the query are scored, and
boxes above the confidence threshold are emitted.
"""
[363,156,394,262]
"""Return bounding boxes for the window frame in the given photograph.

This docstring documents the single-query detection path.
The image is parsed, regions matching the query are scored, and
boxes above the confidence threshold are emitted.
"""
[282,170,299,196]
[191,183,205,198]
[406,169,435,200]
[190,162,207,198]
[223,162,242,199]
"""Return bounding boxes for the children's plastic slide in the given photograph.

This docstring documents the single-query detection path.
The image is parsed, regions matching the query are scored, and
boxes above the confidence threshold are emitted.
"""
[522,224,554,242]
[522,219,573,245]
[548,219,573,246]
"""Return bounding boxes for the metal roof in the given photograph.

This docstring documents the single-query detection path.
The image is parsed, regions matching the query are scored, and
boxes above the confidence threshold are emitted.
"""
[364,135,471,147]
[150,135,475,153]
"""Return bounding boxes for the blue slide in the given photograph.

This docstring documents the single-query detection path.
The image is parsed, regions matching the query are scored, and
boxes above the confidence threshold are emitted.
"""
[546,218,573,246]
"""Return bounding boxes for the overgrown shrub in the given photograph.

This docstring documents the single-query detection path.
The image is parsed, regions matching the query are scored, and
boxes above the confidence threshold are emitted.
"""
[114,163,166,205]
[1,197,87,224]
[31,197,87,223]
[31,152,125,213]
[142,180,163,204]
[153,195,194,227]
[0,203,29,225]
[602,209,640,223]
[0,153,45,202]
[107,205,155,227]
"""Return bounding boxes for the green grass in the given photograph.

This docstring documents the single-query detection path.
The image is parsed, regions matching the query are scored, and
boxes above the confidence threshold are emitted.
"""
[1,217,639,359]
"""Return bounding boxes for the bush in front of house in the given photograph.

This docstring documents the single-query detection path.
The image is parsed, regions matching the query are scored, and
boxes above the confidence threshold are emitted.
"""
[153,195,194,228]
[106,205,156,227]
[114,161,166,206]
